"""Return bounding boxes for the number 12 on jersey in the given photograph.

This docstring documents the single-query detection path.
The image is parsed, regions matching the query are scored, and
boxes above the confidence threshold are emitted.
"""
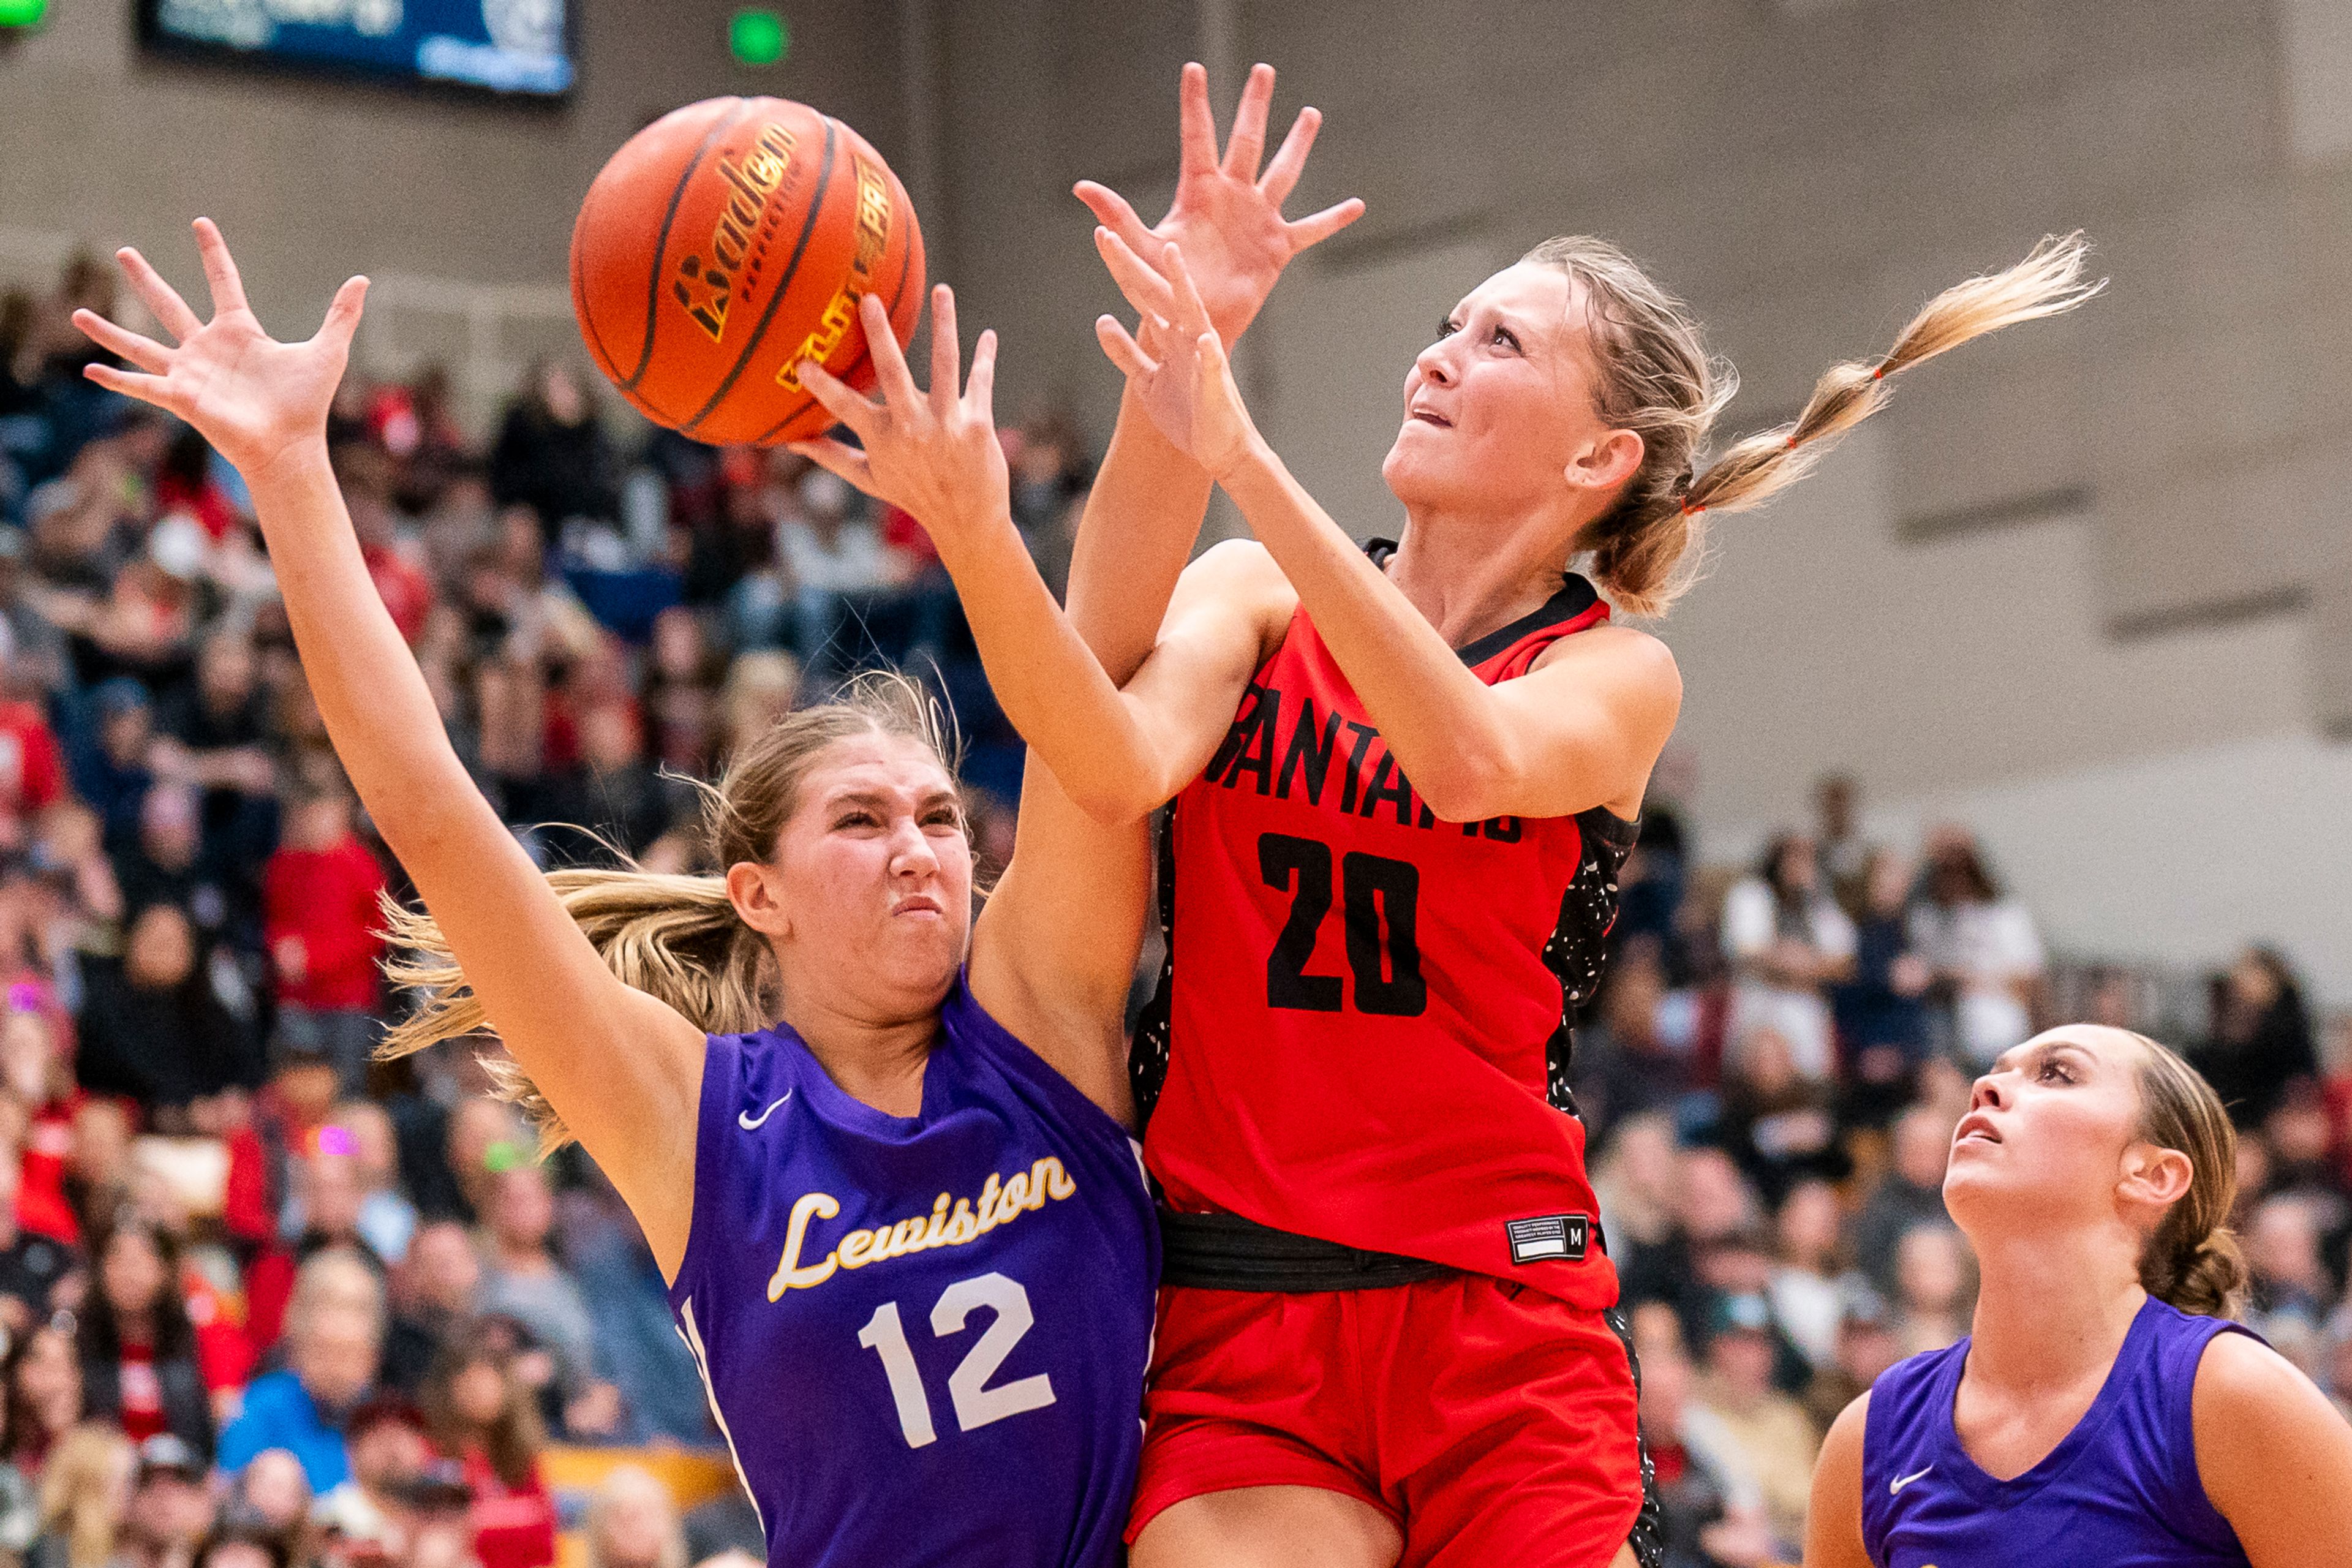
[857,1272,1057,1449]
[1259,832,1427,1017]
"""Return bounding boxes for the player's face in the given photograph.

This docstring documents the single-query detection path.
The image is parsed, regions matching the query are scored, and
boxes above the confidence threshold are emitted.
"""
[769,733,973,1011]
[1381,263,1624,520]
[1943,1026,2158,1231]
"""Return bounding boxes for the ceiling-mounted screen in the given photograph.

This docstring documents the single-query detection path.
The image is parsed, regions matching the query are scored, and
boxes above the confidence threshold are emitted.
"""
[138,0,575,99]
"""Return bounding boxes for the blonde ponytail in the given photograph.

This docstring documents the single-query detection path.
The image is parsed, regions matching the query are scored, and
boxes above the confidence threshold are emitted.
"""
[377,670,959,1152]
[1523,232,2105,616]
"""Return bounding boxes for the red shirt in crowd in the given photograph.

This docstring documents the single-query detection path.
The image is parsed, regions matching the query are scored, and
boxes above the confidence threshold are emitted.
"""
[262,836,387,1011]
[364,542,435,647]
[0,702,65,837]
[116,1340,166,1443]
[457,1448,558,1568]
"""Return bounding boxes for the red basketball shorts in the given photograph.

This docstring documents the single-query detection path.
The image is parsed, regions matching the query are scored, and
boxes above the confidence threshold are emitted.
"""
[1126,1272,1645,1568]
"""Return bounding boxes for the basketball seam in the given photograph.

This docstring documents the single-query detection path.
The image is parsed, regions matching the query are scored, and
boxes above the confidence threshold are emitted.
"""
[624,97,753,394]
[680,116,840,439]
[752,192,919,447]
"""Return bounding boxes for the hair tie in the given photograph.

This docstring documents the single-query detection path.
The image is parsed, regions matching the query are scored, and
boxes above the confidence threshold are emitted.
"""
[1785,433,1800,449]
[1871,365,1887,380]
[1679,500,1704,518]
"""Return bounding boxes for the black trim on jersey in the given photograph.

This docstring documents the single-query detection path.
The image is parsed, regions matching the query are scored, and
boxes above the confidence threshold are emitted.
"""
[1363,538,1603,668]
[1541,805,1641,1115]
[1129,804,1178,1131]
[1604,1304,1670,1568]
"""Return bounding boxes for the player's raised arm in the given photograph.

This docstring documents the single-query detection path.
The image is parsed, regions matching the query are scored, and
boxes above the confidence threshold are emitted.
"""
[74,222,705,1273]
[791,288,1272,820]
[1063,60,1362,683]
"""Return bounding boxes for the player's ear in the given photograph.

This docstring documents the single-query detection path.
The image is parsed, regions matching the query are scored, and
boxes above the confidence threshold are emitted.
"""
[2117,1141,2193,1211]
[727,859,791,941]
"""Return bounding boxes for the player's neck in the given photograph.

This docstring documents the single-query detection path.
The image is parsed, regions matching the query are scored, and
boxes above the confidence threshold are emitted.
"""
[782,1001,937,1118]
[1964,1223,2147,1395]
[1389,500,1580,649]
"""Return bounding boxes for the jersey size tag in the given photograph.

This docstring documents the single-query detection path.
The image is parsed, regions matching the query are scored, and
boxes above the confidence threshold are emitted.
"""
[1505,1213,1589,1264]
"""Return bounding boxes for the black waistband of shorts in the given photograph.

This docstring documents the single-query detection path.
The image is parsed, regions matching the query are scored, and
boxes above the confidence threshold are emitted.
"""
[1157,1208,1454,1292]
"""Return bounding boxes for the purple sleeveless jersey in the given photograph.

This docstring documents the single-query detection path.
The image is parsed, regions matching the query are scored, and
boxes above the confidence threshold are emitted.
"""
[1861,1294,2255,1568]
[665,973,1158,1567]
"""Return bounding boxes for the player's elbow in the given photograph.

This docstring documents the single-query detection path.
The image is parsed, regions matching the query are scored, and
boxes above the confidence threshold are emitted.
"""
[1411,747,1521,825]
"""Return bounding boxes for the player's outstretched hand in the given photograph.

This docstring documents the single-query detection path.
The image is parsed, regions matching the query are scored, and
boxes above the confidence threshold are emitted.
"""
[1076,61,1363,347]
[70,218,366,488]
[789,286,1008,552]
[1095,242,1259,481]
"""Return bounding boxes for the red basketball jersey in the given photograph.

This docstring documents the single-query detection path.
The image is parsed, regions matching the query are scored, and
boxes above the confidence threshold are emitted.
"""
[1132,564,1633,1310]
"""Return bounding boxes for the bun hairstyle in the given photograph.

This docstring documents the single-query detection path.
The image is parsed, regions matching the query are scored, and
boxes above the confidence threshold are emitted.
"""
[379,670,960,1151]
[1519,233,2104,616]
[2130,1032,2248,1317]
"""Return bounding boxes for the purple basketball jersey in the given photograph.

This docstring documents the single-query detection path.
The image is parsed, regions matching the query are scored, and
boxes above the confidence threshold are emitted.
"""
[1861,1294,2255,1567]
[666,973,1157,1567]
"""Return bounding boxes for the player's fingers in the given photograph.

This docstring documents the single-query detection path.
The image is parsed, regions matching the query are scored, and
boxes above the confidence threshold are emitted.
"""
[81,361,176,411]
[964,329,997,423]
[858,293,922,411]
[784,437,879,497]
[1074,183,1158,260]
[1096,228,1178,320]
[113,248,203,342]
[925,285,960,410]
[191,218,252,317]
[1222,62,1276,180]
[1161,243,1215,336]
[1094,316,1159,381]
[1257,105,1324,208]
[795,359,880,439]
[70,309,172,376]
[1284,197,1367,255]
[1177,61,1218,173]
[315,276,370,353]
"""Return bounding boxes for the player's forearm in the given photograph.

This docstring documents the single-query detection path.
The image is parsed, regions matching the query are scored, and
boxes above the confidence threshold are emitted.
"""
[246,443,491,860]
[1215,437,1523,821]
[932,510,1179,821]
[1063,383,1213,682]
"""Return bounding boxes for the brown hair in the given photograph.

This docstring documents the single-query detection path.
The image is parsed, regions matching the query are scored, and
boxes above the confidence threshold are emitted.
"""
[2130,1032,2248,1317]
[379,671,959,1150]
[419,1326,546,1490]
[1519,233,2103,616]
[39,1424,130,1568]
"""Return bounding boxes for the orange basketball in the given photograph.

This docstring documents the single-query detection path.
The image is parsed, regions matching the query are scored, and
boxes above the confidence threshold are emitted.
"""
[569,97,925,447]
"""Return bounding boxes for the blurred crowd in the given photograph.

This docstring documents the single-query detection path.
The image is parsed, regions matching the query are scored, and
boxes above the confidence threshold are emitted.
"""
[0,250,2345,1568]
[1580,775,2349,1567]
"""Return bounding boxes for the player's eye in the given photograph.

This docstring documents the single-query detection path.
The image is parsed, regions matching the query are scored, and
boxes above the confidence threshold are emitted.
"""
[1434,318,1460,341]
[1493,324,1521,352]
[2039,1060,2074,1084]
[833,810,878,831]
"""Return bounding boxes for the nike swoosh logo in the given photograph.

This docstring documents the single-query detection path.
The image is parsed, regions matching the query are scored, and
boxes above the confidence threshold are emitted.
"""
[738,1091,793,1131]
[1888,1465,1933,1496]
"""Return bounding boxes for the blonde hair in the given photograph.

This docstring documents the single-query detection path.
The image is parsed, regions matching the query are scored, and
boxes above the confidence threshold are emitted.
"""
[582,1465,686,1568]
[2129,1032,2248,1317]
[1519,232,2104,616]
[380,671,958,1150]
[39,1425,130,1568]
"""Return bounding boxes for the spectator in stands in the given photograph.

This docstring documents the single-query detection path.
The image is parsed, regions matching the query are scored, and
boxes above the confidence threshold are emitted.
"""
[0,1153,75,1337]
[79,678,157,850]
[1768,1179,1856,1372]
[328,1101,418,1268]
[75,1219,214,1461]
[2247,1193,2331,1341]
[313,1392,430,1562]
[3,1322,82,1479]
[192,1518,289,1568]
[1004,412,1091,602]
[0,671,66,853]
[246,1153,389,1353]
[1910,826,2044,1066]
[472,1166,618,1439]
[1720,835,1854,1082]
[541,704,671,865]
[1800,1287,1903,1437]
[25,1424,130,1568]
[263,779,386,1096]
[489,364,620,545]
[1831,848,1934,1125]
[151,625,281,862]
[581,1466,685,1568]
[1847,1104,1957,1300]
[1890,1223,1972,1356]
[382,1220,480,1398]
[1691,1293,1817,1553]
[1714,1025,1841,1205]
[74,903,254,1109]
[1567,945,1687,1142]
[1811,773,1869,910]
[114,1433,212,1568]
[1627,1306,1774,1568]
[418,1328,556,1568]
[777,468,899,679]
[2198,946,2319,1130]
[217,1250,385,1490]
[228,1447,313,1559]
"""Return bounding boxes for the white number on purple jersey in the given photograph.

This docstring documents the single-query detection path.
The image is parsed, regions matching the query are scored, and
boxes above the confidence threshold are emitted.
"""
[856,1272,1058,1449]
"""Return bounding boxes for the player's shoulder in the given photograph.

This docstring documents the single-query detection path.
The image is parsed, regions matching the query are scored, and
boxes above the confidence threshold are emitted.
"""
[2192,1322,2326,1422]
[1529,614,1679,684]
[1182,537,1293,599]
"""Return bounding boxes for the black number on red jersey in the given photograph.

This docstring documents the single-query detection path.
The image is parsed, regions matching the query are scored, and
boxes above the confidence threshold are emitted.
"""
[1257,833,1427,1016]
